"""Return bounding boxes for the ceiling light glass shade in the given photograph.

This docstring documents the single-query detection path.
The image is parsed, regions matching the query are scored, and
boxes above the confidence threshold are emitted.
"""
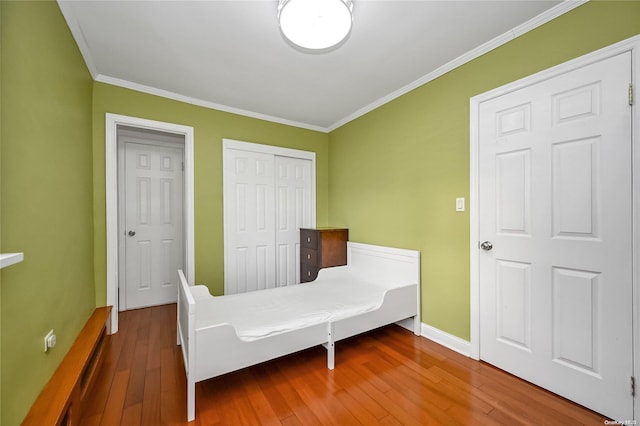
[278,0,353,50]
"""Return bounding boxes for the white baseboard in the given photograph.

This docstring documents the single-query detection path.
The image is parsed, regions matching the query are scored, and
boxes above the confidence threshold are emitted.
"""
[420,323,472,357]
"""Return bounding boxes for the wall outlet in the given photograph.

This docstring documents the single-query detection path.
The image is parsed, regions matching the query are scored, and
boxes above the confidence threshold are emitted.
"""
[44,329,56,352]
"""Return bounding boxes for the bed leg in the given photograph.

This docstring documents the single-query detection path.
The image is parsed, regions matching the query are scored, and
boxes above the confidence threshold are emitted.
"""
[187,375,195,421]
[414,315,421,336]
[326,323,335,370]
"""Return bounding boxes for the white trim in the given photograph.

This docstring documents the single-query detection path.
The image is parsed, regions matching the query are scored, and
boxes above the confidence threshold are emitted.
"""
[421,323,472,358]
[57,1,98,78]
[222,138,317,163]
[469,95,481,360]
[469,36,640,365]
[96,75,327,134]
[105,113,195,333]
[222,138,317,295]
[632,37,640,420]
[60,0,585,133]
[326,0,588,131]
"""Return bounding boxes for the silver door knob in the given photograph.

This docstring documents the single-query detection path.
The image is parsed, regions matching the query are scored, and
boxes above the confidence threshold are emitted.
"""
[128,230,136,237]
[480,241,493,251]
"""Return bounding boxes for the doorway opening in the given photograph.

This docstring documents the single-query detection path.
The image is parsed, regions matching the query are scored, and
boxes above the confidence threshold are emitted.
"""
[106,113,195,333]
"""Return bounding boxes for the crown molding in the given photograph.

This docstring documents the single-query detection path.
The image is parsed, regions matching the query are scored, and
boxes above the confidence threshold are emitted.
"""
[58,0,587,134]
[326,0,589,132]
[58,1,99,78]
[94,75,329,133]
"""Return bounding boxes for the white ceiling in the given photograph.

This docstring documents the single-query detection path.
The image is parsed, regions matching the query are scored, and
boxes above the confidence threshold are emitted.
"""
[58,0,578,132]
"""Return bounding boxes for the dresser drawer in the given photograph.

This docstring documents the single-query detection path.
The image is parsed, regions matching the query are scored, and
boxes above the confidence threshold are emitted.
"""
[301,263,319,282]
[301,247,318,267]
[300,229,318,249]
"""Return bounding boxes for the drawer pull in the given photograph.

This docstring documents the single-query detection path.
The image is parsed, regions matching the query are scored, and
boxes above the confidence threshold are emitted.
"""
[307,237,311,243]
[307,254,311,259]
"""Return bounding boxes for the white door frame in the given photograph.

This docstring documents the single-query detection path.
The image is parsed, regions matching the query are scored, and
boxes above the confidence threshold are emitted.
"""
[106,113,195,333]
[222,138,316,294]
[470,35,639,416]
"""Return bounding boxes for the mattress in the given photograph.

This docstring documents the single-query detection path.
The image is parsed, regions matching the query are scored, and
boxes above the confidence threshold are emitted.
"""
[194,277,388,341]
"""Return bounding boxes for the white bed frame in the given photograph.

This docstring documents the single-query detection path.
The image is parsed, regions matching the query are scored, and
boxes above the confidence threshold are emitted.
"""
[177,241,421,421]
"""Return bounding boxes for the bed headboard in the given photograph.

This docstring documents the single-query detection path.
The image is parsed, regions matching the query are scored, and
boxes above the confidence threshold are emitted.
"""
[346,241,420,289]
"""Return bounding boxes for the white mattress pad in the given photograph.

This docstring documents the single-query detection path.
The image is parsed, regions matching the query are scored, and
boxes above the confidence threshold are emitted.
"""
[194,278,388,341]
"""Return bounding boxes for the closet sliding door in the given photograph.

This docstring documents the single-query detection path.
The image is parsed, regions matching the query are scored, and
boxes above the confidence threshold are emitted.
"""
[223,139,315,295]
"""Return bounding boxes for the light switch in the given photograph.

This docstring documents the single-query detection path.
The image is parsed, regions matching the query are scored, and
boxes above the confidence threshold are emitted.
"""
[456,197,465,212]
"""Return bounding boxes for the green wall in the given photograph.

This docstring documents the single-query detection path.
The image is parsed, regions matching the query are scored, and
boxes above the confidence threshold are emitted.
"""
[328,1,640,341]
[0,1,95,425]
[92,84,330,303]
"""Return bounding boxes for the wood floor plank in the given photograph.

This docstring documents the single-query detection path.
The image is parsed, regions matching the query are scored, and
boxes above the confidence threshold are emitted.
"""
[81,305,613,425]
[123,339,148,408]
[146,307,162,370]
[140,367,161,425]
[280,414,304,426]
[193,380,222,424]
[445,403,517,426]
[278,359,358,425]
[99,369,129,426]
[239,369,281,425]
[340,361,425,426]
[333,388,381,425]
[268,364,323,425]
[121,403,142,426]
[325,363,389,420]
[253,365,297,421]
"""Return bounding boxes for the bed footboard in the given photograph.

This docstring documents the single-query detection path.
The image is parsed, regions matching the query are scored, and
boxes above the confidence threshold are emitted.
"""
[332,283,418,342]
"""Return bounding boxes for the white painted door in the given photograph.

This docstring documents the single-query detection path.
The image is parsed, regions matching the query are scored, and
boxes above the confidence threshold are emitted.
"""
[223,143,314,295]
[123,142,184,309]
[478,52,633,419]
[275,155,313,285]
[224,148,277,293]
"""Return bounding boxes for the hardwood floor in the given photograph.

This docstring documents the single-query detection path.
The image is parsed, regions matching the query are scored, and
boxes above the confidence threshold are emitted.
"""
[80,304,608,425]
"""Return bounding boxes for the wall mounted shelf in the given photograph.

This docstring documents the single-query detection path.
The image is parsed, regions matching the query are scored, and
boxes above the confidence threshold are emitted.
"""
[0,253,24,269]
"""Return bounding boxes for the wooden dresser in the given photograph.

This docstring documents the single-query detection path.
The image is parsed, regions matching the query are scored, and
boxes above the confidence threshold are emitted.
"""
[300,228,349,282]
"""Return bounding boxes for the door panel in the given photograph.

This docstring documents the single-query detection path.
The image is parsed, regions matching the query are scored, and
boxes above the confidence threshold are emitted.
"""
[275,155,312,286]
[552,138,598,237]
[224,149,276,294]
[479,52,633,419]
[495,259,531,350]
[124,142,184,309]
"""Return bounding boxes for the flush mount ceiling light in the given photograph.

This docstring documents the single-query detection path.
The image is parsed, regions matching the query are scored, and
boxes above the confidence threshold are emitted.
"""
[278,0,354,51]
